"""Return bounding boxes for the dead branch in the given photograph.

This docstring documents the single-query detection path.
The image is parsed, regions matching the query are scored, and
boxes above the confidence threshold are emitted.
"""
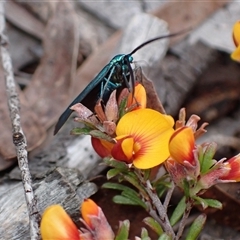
[0,2,40,240]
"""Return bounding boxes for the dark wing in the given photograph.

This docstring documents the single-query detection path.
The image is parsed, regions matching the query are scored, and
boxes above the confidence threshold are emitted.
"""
[54,64,112,135]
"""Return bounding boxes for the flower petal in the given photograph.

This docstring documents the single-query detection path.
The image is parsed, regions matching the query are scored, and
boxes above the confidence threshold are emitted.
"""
[40,205,80,240]
[220,154,240,181]
[91,137,114,158]
[81,199,99,228]
[231,21,240,62]
[169,127,195,165]
[231,45,240,62]
[112,136,134,163]
[127,83,147,109]
[116,109,174,169]
[81,199,115,240]
[232,21,240,47]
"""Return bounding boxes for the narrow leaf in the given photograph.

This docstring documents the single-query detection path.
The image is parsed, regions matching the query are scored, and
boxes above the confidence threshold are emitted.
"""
[70,127,91,135]
[200,142,217,174]
[118,97,127,118]
[194,196,222,210]
[113,195,141,206]
[170,196,186,226]
[183,179,190,197]
[102,182,138,195]
[115,220,130,240]
[123,172,149,199]
[107,168,121,179]
[185,214,206,240]
[90,129,114,142]
[143,169,151,181]
[103,158,128,170]
[203,199,222,209]
[143,217,163,235]
[141,228,150,239]
[122,190,147,209]
[158,233,171,240]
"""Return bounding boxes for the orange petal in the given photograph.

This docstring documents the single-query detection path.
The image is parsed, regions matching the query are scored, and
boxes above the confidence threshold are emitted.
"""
[232,21,240,47]
[112,136,134,163]
[169,127,195,165]
[91,137,114,158]
[116,109,174,169]
[81,199,99,228]
[221,154,240,181]
[81,199,115,239]
[127,83,147,109]
[40,205,80,240]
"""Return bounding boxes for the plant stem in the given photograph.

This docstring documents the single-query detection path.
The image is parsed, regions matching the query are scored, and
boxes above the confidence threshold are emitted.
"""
[175,198,193,240]
[136,170,175,238]
[164,181,175,210]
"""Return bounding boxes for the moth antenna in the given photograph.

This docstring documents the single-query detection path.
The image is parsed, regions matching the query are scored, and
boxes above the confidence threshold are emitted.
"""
[129,28,191,55]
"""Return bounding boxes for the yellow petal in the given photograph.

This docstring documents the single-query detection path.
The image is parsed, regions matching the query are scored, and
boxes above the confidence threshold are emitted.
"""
[169,127,195,165]
[233,21,240,47]
[40,205,80,240]
[163,114,175,127]
[121,137,134,160]
[231,45,240,62]
[116,109,174,169]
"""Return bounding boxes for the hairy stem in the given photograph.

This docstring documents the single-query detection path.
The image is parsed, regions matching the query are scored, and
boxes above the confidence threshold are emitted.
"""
[136,170,175,238]
[175,198,193,240]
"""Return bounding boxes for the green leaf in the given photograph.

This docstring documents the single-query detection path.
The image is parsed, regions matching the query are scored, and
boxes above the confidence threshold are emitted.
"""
[200,143,217,174]
[152,174,170,186]
[123,172,149,199]
[203,199,222,209]
[113,195,141,206]
[198,145,204,165]
[193,196,208,209]
[118,98,128,118]
[102,182,147,208]
[183,179,190,197]
[153,175,171,197]
[89,129,114,142]
[143,217,163,235]
[70,127,92,135]
[185,214,206,240]
[102,182,147,209]
[158,233,171,240]
[121,189,147,209]
[143,169,151,181]
[106,168,121,179]
[115,220,130,240]
[194,196,222,210]
[102,182,138,194]
[155,183,171,198]
[103,158,128,170]
[141,228,150,239]
[170,196,186,226]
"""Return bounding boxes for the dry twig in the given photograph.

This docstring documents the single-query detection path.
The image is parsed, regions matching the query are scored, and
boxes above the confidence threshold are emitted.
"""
[0,3,40,240]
